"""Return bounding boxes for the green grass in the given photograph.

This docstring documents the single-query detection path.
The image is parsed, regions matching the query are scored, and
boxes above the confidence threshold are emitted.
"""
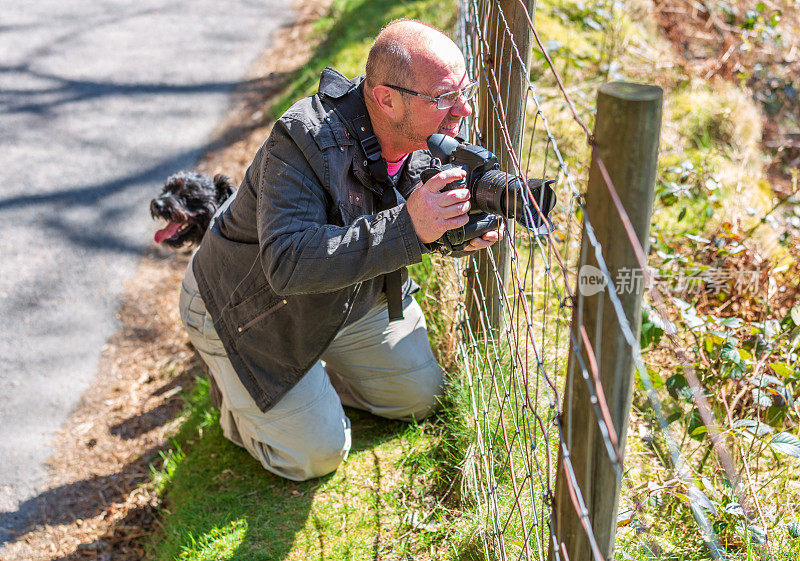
[143,0,800,559]
[146,376,436,560]
[144,1,470,559]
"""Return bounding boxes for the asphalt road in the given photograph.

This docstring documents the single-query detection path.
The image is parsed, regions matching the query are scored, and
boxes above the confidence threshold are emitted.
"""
[0,0,291,540]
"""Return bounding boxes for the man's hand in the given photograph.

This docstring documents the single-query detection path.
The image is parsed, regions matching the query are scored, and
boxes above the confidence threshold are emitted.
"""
[406,168,471,244]
[463,226,504,251]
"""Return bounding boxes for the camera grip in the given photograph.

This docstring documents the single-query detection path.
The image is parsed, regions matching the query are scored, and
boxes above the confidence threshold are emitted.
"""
[437,212,502,253]
[420,167,440,185]
[420,165,466,192]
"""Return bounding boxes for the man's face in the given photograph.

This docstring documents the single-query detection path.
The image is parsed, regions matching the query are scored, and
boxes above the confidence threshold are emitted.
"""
[394,54,473,149]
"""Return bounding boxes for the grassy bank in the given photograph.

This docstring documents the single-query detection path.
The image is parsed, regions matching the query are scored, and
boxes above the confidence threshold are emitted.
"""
[143,0,800,559]
[142,1,470,559]
[146,377,451,559]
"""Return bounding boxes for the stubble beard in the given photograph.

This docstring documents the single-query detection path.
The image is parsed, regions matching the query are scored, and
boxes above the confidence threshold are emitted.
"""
[395,113,460,152]
[395,114,427,152]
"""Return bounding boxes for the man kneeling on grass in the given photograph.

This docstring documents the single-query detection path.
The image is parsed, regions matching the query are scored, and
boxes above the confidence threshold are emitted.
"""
[178,19,500,481]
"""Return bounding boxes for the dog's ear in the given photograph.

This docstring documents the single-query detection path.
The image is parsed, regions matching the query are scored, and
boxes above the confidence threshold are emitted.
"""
[213,174,235,201]
[164,174,185,192]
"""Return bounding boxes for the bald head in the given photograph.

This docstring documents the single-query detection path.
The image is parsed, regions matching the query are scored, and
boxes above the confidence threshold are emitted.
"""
[365,19,464,90]
[363,20,472,159]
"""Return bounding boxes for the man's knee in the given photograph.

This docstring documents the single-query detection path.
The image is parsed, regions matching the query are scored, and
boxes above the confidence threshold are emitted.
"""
[407,387,444,422]
[253,418,351,481]
[300,438,349,480]
[384,362,445,422]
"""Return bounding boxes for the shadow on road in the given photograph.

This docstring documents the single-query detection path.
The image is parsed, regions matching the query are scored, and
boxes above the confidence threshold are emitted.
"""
[0,369,197,556]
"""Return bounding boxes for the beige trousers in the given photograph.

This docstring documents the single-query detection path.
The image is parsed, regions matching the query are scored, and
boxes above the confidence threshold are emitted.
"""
[179,259,444,481]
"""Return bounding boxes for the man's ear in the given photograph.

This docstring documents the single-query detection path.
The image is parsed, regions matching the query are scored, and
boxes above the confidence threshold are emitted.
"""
[371,85,401,119]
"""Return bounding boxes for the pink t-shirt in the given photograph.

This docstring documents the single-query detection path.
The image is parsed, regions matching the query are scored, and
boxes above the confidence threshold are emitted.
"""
[386,154,410,177]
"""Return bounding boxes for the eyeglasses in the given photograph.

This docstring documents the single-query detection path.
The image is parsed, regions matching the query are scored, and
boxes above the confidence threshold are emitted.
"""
[385,80,479,110]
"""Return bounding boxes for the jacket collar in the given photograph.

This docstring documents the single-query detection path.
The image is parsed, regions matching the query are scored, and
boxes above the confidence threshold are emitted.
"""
[319,67,363,98]
[318,68,432,195]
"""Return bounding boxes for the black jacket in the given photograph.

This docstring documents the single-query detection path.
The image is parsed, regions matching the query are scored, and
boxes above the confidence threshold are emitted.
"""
[192,68,433,411]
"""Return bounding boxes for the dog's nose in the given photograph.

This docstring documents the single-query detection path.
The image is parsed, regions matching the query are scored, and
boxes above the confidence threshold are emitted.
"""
[150,198,165,214]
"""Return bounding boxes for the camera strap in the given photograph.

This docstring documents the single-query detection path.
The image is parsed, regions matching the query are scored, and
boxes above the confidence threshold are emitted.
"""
[319,70,404,322]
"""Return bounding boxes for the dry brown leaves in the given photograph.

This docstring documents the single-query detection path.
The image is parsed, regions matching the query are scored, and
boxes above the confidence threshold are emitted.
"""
[656,222,799,323]
[0,1,330,559]
[0,249,197,561]
[653,0,800,188]
[688,226,799,322]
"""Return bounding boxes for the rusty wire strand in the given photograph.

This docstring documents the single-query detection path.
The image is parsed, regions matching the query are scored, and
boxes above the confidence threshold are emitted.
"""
[451,0,737,558]
[475,0,625,471]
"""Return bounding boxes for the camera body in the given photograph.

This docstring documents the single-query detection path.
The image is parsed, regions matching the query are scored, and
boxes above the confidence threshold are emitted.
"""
[422,134,556,253]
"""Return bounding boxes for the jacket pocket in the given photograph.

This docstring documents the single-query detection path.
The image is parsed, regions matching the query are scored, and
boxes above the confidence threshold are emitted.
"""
[221,260,287,335]
[337,180,374,224]
[235,297,288,334]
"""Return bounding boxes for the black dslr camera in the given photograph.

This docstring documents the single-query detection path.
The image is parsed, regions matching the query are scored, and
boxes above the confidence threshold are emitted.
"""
[421,134,556,253]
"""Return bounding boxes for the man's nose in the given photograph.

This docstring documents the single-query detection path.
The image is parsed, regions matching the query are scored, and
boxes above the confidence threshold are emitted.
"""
[451,95,472,117]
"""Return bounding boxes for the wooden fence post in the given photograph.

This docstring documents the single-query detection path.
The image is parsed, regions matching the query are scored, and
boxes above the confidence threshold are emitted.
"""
[550,82,662,560]
[465,0,534,335]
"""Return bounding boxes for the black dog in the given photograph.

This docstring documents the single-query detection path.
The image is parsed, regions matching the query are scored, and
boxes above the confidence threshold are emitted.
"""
[150,171,235,248]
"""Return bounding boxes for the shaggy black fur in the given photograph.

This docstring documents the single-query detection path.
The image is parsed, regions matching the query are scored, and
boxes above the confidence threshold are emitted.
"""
[150,171,235,248]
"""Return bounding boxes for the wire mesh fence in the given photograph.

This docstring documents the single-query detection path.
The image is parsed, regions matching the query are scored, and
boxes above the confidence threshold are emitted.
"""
[441,1,765,559]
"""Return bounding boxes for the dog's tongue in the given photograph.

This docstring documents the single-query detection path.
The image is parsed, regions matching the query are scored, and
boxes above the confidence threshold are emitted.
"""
[154,221,182,243]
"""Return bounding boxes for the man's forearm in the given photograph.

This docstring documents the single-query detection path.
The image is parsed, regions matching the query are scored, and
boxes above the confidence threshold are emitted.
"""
[261,204,424,295]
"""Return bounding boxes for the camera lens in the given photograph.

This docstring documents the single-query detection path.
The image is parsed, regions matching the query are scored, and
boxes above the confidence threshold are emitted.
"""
[473,171,555,234]
[504,178,556,234]
[472,169,522,217]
